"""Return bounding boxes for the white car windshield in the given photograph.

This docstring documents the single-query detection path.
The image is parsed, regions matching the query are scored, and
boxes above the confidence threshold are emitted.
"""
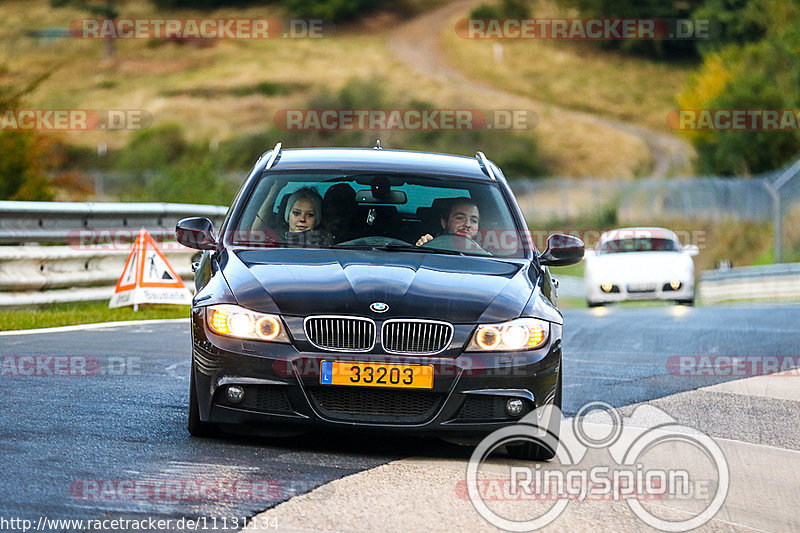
[600,237,679,253]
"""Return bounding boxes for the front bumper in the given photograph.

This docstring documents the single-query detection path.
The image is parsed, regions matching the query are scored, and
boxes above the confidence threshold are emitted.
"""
[586,279,694,304]
[190,308,562,437]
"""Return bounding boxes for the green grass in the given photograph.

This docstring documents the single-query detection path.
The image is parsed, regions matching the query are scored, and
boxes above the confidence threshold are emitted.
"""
[549,261,585,278]
[0,301,189,331]
[556,296,587,309]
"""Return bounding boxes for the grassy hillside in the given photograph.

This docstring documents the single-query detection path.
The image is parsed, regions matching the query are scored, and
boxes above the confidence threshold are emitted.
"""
[1,0,665,178]
[442,0,695,132]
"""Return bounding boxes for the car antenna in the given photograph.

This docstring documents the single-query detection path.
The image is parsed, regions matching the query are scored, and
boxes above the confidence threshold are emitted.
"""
[374,139,382,150]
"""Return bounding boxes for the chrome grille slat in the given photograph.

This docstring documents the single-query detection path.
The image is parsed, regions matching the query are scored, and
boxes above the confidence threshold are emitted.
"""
[381,319,453,355]
[304,316,376,352]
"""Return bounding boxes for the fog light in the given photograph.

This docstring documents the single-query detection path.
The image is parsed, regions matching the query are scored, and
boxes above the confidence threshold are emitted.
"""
[226,385,245,404]
[505,398,524,417]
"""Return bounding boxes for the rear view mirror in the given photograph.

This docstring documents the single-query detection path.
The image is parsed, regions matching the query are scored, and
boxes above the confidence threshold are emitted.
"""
[355,189,407,204]
[684,244,700,256]
[176,217,217,250]
[539,234,584,267]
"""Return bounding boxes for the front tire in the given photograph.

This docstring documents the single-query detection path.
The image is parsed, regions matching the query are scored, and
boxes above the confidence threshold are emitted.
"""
[506,370,562,461]
[188,364,221,438]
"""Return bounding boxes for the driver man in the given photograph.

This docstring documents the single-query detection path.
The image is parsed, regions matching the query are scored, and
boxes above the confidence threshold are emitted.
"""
[416,197,480,246]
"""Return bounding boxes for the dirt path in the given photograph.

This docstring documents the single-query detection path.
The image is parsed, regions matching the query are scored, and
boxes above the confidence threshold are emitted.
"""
[387,0,694,177]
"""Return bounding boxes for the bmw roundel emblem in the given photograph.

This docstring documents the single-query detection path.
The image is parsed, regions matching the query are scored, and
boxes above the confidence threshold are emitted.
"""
[370,302,389,313]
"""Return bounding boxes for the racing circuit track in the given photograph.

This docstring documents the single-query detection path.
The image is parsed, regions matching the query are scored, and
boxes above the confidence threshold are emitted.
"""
[1,304,799,532]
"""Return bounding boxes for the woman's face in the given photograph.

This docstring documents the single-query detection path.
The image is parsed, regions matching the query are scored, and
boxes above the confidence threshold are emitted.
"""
[288,197,316,232]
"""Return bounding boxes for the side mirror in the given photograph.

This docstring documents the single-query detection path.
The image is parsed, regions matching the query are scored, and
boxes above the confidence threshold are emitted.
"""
[684,244,700,256]
[539,234,584,267]
[176,217,217,250]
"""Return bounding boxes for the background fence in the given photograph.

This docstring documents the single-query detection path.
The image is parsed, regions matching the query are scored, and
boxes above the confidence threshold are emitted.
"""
[511,172,799,225]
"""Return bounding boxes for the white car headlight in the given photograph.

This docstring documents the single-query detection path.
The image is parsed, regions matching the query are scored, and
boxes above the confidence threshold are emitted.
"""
[466,317,550,352]
[206,304,290,343]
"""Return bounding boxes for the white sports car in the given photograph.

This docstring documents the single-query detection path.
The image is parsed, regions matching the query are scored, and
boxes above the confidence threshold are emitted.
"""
[584,227,698,307]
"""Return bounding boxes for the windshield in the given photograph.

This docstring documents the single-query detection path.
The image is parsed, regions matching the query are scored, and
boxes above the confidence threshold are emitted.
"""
[599,237,679,254]
[229,172,527,258]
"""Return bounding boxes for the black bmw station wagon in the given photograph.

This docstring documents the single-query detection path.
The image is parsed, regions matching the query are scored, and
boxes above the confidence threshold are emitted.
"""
[176,144,583,460]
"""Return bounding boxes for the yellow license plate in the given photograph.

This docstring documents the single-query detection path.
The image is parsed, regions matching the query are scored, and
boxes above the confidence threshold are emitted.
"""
[320,361,434,389]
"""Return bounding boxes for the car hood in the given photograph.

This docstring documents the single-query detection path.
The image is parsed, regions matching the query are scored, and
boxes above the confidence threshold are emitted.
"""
[586,251,693,281]
[220,248,533,323]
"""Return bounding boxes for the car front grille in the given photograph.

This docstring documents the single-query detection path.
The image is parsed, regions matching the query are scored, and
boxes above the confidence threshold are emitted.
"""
[626,283,657,293]
[382,320,453,355]
[308,387,443,424]
[304,316,376,352]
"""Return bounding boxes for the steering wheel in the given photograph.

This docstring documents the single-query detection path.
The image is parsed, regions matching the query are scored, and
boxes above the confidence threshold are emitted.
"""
[422,234,491,256]
[338,236,412,246]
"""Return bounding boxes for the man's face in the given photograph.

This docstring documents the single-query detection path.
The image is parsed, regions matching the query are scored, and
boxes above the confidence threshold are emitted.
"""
[441,203,479,239]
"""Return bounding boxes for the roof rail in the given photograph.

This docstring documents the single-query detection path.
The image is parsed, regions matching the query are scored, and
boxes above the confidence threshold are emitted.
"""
[264,142,283,170]
[475,151,496,180]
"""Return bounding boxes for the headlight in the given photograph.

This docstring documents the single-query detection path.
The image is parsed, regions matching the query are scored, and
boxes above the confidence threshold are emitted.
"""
[206,304,290,343]
[466,318,549,352]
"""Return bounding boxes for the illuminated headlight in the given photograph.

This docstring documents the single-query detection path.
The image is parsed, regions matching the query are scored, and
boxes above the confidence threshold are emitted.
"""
[601,283,614,293]
[670,280,681,290]
[206,304,289,343]
[466,318,549,352]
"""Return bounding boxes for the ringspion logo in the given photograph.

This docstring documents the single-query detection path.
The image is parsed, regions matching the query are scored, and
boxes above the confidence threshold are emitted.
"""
[466,402,729,531]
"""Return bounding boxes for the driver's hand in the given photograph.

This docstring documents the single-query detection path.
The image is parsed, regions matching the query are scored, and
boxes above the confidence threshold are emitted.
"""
[416,234,433,246]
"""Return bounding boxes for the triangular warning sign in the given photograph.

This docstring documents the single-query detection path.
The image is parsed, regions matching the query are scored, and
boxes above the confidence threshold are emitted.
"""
[109,229,193,309]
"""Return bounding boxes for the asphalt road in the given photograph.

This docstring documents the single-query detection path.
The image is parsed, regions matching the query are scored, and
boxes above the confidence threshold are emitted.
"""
[1,304,798,532]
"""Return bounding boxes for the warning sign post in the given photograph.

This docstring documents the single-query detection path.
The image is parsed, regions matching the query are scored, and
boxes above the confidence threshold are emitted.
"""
[110,228,193,309]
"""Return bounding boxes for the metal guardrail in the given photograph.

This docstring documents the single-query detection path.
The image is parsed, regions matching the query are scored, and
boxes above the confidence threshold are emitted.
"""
[0,201,227,307]
[552,268,800,304]
[2,201,799,307]
[699,263,800,303]
[0,201,227,244]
